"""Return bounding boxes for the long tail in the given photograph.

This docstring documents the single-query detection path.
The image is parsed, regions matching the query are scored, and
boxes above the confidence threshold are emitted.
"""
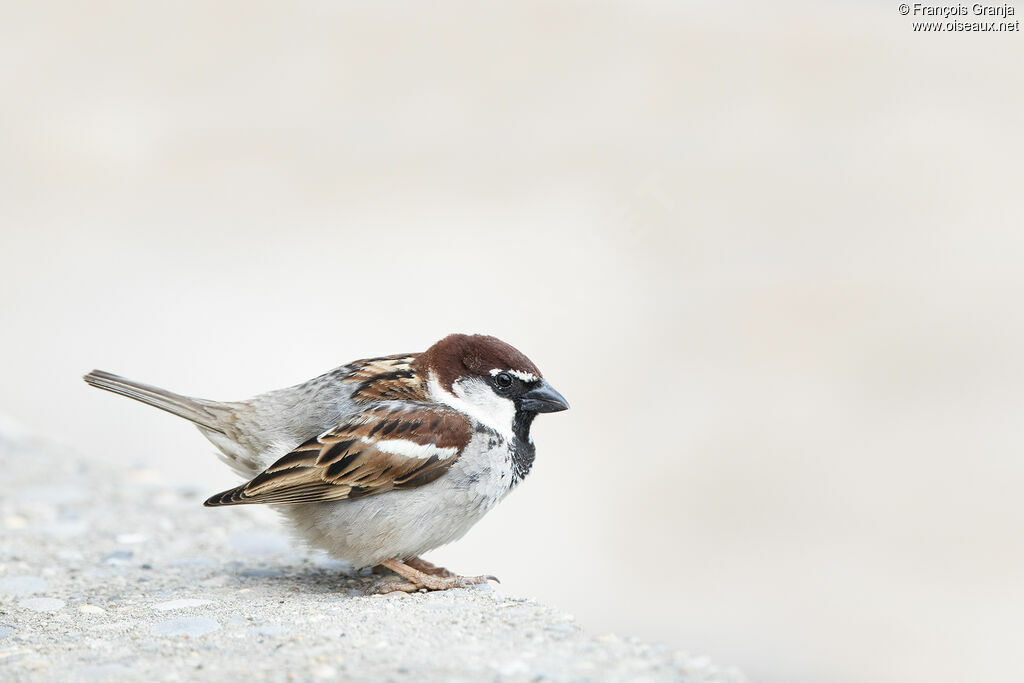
[83,370,227,434]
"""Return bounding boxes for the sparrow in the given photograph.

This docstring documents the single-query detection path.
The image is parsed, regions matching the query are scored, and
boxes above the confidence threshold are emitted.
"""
[83,333,568,592]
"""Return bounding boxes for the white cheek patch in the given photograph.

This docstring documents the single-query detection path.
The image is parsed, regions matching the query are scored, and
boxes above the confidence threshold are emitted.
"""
[428,372,515,439]
[368,438,458,460]
[489,368,539,383]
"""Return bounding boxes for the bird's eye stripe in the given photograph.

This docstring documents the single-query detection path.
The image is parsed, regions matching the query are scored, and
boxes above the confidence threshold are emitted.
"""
[489,369,539,382]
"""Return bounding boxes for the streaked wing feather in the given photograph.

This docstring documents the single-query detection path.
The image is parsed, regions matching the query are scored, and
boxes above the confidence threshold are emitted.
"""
[203,405,472,507]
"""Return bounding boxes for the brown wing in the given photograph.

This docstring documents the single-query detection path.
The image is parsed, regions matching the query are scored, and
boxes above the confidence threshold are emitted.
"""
[203,405,472,507]
[341,354,429,403]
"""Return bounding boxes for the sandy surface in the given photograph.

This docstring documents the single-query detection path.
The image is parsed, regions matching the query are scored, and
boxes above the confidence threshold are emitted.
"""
[0,425,743,682]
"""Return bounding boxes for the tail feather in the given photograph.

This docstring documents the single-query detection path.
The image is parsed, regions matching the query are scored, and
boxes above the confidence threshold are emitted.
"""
[83,370,227,434]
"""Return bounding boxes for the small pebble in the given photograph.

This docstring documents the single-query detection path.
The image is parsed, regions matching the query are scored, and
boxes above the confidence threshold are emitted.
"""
[125,468,161,484]
[3,514,27,529]
[312,664,337,678]
[116,533,147,544]
[79,605,106,614]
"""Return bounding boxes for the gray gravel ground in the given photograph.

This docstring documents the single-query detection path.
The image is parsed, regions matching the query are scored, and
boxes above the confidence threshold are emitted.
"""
[0,424,744,682]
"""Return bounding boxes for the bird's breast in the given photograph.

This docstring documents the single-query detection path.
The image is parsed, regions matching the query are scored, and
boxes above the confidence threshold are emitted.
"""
[448,428,521,510]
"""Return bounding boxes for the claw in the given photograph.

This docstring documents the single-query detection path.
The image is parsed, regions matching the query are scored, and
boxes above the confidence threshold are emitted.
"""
[376,558,499,593]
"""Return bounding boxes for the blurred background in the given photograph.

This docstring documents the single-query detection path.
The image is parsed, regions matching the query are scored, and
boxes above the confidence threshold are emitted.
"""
[3,1,1023,681]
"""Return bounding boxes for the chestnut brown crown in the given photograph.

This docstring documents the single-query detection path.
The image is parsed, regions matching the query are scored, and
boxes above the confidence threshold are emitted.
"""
[416,334,542,392]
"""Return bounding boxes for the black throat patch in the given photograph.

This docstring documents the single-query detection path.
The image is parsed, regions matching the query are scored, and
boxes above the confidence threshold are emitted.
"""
[510,410,538,482]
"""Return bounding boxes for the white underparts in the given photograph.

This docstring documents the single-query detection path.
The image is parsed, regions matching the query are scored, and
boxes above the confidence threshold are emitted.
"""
[369,437,458,460]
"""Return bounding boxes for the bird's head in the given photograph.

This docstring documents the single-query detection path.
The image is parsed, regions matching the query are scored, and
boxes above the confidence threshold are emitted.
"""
[417,333,568,438]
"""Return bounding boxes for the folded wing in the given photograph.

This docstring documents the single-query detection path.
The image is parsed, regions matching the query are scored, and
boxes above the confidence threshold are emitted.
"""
[204,405,473,506]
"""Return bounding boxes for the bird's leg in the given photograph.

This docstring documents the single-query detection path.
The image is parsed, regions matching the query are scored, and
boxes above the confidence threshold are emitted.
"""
[403,556,455,577]
[369,558,450,577]
[375,558,498,593]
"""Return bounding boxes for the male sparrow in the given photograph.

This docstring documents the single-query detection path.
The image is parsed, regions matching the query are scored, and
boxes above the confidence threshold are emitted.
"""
[83,334,568,592]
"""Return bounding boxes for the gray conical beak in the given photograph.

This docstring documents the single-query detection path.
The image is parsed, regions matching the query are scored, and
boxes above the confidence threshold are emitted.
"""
[519,380,569,413]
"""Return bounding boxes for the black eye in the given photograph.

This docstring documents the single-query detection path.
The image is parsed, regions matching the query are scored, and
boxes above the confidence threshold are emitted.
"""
[494,372,513,389]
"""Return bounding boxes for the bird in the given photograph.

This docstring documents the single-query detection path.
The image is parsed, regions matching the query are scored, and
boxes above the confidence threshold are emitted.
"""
[83,333,569,592]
